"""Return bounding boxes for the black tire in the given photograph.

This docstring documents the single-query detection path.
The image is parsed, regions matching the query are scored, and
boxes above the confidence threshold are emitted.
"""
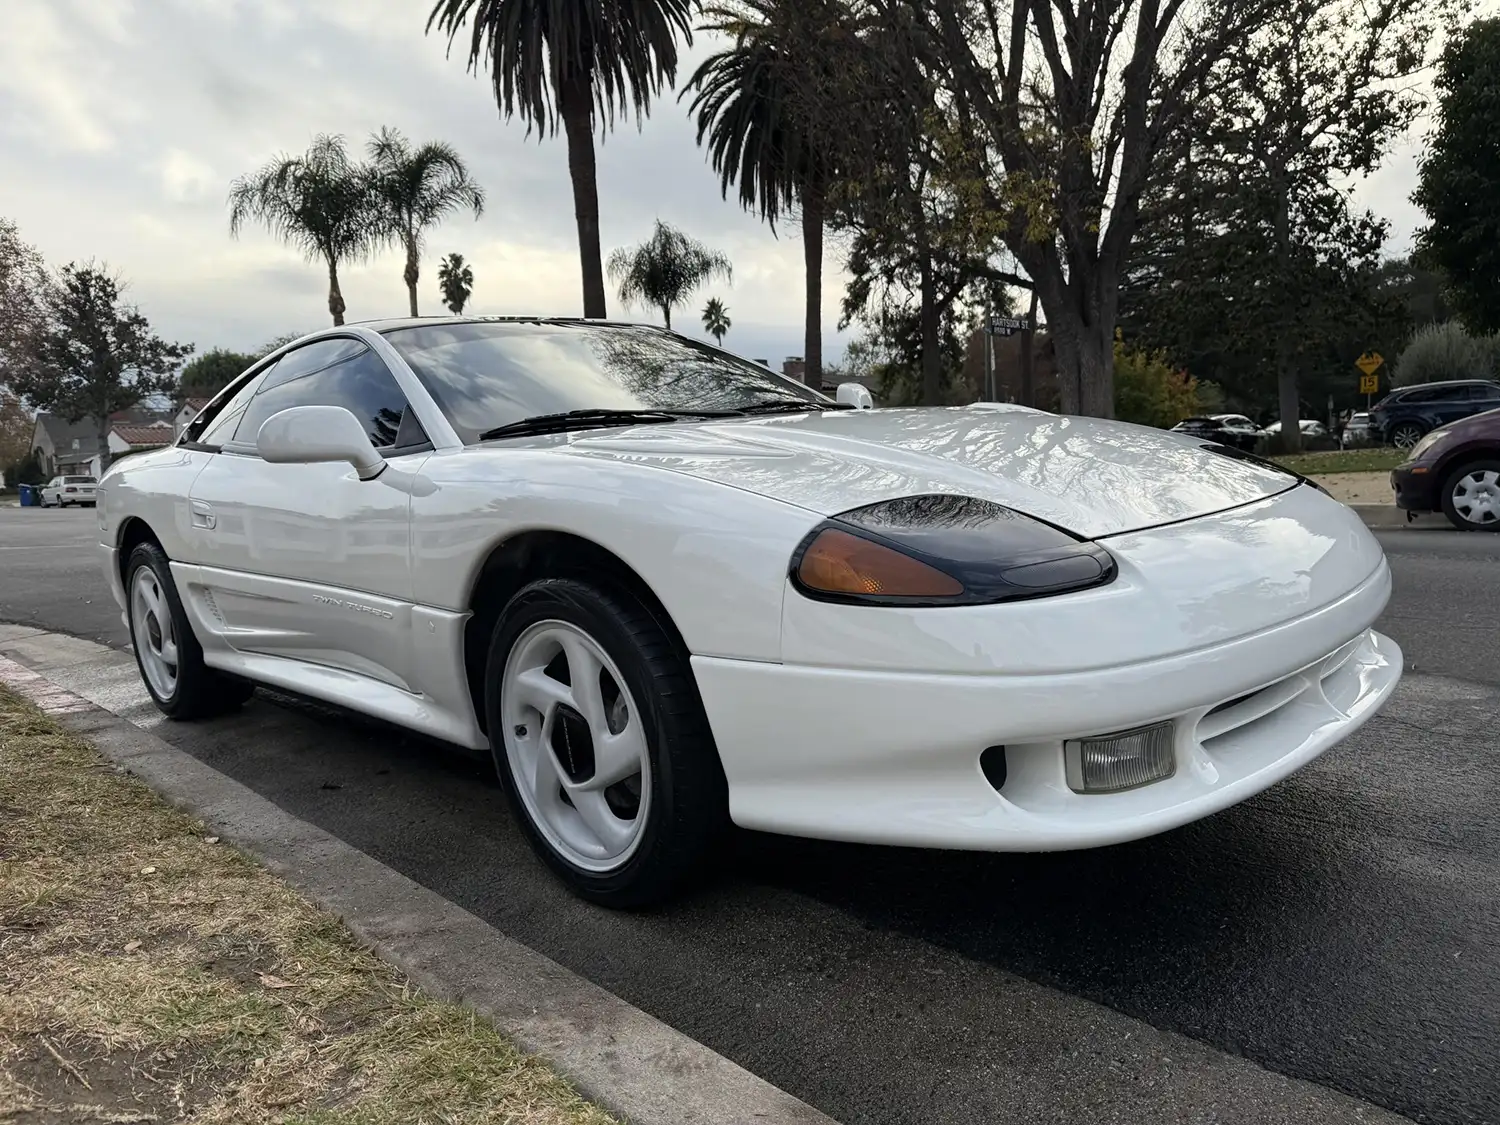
[1391,422,1425,451]
[124,541,256,719]
[1440,459,1500,532]
[484,577,729,908]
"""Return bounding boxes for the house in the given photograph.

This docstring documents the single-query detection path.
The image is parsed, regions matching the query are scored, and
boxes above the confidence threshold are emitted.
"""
[108,421,175,460]
[31,405,179,478]
[173,398,211,439]
[30,414,104,478]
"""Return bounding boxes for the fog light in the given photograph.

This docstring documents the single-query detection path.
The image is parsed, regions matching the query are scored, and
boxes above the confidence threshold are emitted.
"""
[1065,721,1176,794]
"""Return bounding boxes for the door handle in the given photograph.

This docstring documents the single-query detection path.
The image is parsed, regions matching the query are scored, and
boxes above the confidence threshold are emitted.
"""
[190,499,217,530]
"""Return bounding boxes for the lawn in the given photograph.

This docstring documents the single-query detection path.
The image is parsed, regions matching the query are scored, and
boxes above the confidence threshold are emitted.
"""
[1271,447,1406,475]
[0,688,617,1125]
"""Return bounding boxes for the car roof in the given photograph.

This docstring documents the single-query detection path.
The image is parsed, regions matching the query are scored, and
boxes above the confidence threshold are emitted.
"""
[344,315,659,335]
[1393,378,1500,392]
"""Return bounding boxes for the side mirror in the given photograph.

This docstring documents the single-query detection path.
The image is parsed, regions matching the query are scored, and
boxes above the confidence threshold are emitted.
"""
[835,382,874,410]
[256,405,386,481]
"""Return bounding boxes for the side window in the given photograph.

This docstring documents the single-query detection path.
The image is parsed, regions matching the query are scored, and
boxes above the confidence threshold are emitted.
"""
[195,368,272,448]
[1401,387,1436,405]
[233,344,426,452]
[1463,384,1499,402]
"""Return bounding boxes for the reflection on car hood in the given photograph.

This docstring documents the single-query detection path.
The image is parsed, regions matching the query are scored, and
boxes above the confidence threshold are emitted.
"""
[561,405,1300,538]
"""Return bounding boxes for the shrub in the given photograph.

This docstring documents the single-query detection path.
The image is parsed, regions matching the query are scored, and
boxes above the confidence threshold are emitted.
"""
[1393,321,1500,386]
[1114,340,1200,427]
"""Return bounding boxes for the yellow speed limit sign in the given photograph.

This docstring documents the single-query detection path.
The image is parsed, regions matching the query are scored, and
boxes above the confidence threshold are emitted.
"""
[1359,372,1379,395]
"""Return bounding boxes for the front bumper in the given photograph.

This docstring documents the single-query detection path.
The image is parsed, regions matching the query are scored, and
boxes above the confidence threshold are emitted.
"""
[1391,463,1440,512]
[694,568,1401,851]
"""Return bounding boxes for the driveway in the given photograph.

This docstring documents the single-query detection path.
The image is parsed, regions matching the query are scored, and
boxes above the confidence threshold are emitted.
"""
[3,505,1498,1125]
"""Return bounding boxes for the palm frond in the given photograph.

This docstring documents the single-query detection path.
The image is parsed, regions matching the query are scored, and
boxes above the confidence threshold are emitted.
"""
[427,0,695,137]
[227,134,380,263]
[367,126,485,253]
[607,220,733,323]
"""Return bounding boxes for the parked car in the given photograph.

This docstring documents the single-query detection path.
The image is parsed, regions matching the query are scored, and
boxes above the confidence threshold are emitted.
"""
[1168,414,1258,451]
[1341,412,1372,448]
[1389,407,1500,531]
[40,474,98,507]
[1369,379,1500,450]
[96,317,1403,905]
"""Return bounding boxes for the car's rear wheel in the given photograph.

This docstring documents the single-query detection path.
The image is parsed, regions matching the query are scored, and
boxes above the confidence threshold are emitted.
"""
[126,542,255,718]
[1441,460,1500,532]
[1392,422,1425,450]
[485,577,728,908]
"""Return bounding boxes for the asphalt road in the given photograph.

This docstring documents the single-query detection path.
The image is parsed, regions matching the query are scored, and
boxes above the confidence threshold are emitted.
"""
[3,505,1498,1125]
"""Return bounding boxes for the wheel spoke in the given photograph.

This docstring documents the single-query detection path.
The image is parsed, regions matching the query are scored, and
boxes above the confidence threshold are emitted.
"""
[141,578,164,623]
[559,633,608,732]
[582,717,647,791]
[159,638,178,666]
[570,790,636,853]
[513,667,571,718]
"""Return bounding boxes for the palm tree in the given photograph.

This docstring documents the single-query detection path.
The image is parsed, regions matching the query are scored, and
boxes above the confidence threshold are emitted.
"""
[437,252,475,313]
[607,221,732,330]
[684,1,842,388]
[228,135,378,326]
[427,0,695,319]
[367,128,485,317]
[701,297,731,344]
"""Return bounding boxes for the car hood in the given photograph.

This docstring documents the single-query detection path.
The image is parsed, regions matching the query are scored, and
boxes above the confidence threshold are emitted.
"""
[555,405,1300,539]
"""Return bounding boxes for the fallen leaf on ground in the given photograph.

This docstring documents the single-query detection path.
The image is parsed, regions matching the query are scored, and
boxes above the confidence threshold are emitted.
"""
[123,940,142,953]
[258,974,295,990]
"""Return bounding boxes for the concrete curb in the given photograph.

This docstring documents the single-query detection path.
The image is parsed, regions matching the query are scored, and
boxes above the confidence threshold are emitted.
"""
[0,643,837,1125]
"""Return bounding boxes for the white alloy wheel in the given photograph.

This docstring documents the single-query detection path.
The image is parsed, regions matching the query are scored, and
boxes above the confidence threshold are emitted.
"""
[1451,467,1500,527]
[500,619,652,873]
[1392,424,1424,450]
[130,564,179,699]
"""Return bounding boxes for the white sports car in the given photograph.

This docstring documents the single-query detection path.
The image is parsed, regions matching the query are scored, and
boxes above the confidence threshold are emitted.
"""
[97,317,1403,906]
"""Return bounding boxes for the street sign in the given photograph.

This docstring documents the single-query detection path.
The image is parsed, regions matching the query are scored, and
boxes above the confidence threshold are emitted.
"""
[1355,351,1384,377]
[1359,372,1379,395]
[987,316,1032,337]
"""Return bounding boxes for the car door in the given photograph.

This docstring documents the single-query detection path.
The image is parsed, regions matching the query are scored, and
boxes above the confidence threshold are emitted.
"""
[183,337,434,690]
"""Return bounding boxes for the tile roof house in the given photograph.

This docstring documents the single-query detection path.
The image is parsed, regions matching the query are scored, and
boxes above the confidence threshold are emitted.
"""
[107,421,175,459]
[173,397,212,439]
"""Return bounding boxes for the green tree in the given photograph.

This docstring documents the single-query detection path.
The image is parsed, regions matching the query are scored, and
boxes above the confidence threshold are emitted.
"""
[684,0,848,388]
[1113,339,1200,428]
[1394,321,1500,386]
[367,128,485,317]
[607,221,732,330]
[437,252,475,314]
[9,265,192,472]
[228,135,379,326]
[1414,18,1500,334]
[179,347,258,397]
[701,297,731,344]
[0,386,32,473]
[428,0,694,319]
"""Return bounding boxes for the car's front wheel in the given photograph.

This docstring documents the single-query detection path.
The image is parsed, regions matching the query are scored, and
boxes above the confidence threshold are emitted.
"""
[1441,460,1500,532]
[126,542,256,718]
[485,577,728,908]
[1391,422,1425,450]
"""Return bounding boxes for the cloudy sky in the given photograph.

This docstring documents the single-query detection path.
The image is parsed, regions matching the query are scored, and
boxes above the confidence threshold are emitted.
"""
[0,0,1452,369]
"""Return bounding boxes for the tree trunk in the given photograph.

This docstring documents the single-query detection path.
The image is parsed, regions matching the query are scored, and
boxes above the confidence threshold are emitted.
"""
[662,305,672,330]
[1033,272,1114,417]
[560,74,607,319]
[404,238,420,317]
[1018,288,1039,407]
[95,423,111,475]
[802,182,824,390]
[919,251,942,406]
[327,258,346,326]
[1273,175,1301,453]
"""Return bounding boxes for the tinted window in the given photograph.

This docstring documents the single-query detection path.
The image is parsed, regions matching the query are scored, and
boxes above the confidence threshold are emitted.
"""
[258,337,365,392]
[1399,386,1440,404]
[383,321,827,444]
[1463,383,1500,400]
[196,370,269,447]
[233,345,420,451]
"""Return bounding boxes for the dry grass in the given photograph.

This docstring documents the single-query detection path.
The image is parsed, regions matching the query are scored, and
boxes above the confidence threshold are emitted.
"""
[0,688,617,1125]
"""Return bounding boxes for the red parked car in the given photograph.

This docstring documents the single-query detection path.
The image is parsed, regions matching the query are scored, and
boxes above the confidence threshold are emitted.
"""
[1390,407,1500,531]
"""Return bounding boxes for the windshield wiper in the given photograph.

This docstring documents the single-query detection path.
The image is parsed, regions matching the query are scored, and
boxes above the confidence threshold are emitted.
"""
[738,400,852,415]
[479,408,738,441]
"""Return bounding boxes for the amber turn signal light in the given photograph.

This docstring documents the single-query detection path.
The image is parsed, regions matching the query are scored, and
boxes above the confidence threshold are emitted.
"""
[796,528,964,598]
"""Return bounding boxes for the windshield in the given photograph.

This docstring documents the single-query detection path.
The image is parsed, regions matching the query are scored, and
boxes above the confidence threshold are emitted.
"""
[382,321,828,444]
[63,476,95,484]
